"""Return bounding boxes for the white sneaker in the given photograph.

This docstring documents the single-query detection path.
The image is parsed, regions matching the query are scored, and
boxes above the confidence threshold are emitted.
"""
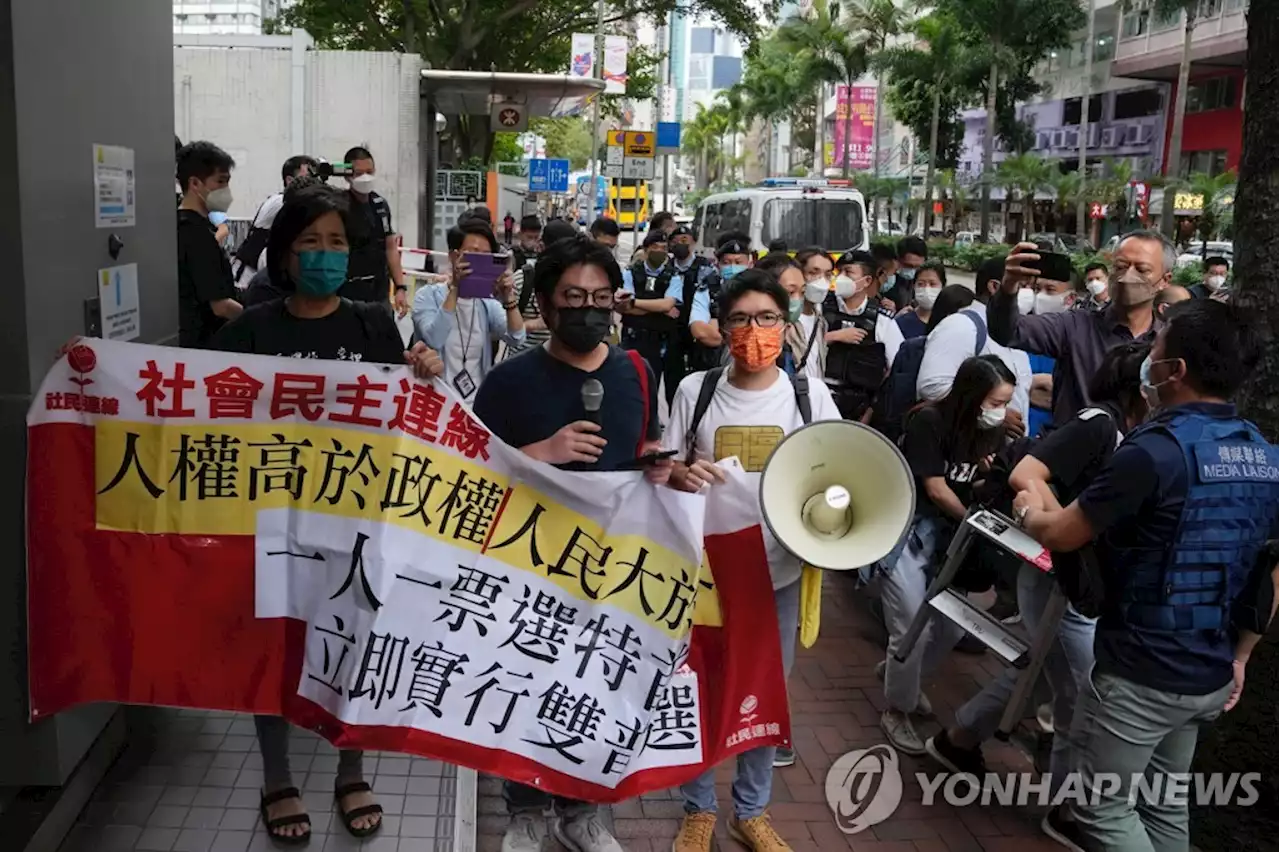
[552,810,624,852]
[880,709,925,755]
[1036,703,1055,735]
[772,747,796,767]
[502,813,546,852]
[875,659,934,717]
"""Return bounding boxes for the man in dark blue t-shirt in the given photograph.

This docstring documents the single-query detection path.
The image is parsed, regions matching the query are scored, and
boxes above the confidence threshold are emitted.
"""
[470,233,666,852]
[1011,300,1277,852]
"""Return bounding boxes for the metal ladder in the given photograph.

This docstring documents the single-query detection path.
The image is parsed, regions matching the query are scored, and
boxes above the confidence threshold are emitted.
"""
[892,508,1069,739]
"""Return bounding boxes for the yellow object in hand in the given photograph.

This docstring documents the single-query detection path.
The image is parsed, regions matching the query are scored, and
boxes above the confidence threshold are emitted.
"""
[799,564,822,648]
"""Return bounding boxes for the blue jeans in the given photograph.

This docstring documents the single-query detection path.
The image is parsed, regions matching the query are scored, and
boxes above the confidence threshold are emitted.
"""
[680,578,800,819]
[953,563,1095,790]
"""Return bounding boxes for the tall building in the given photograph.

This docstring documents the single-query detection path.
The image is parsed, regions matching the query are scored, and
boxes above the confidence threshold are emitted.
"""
[173,0,280,35]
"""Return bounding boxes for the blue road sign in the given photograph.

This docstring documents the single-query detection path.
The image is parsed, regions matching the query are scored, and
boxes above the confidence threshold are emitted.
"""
[528,159,549,192]
[547,159,571,193]
[656,122,681,153]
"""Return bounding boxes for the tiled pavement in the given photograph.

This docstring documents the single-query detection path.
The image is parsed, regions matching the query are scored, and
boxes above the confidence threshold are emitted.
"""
[62,571,1055,852]
[61,707,458,852]
[475,571,1061,852]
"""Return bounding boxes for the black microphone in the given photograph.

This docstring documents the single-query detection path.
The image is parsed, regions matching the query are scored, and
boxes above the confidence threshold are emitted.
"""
[581,378,604,426]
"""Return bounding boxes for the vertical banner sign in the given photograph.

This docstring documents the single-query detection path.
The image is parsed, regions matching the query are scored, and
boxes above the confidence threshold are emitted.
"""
[832,86,876,170]
[603,36,629,94]
[569,33,595,79]
[27,341,792,803]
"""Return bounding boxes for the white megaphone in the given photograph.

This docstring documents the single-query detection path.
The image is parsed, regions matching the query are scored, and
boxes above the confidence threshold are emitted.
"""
[759,421,916,571]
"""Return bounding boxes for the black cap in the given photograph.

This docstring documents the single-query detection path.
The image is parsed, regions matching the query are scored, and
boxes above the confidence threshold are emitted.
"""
[642,230,668,248]
[716,239,750,257]
[542,219,578,245]
[670,224,693,239]
[519,214,542,232]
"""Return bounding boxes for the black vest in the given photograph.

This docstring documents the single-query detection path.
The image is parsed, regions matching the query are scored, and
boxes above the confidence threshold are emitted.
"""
[343,192,392,303]
[624,261,677,334]
[823,303,889,392]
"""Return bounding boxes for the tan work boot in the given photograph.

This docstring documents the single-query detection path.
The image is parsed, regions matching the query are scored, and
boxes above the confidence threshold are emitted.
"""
[672,811,716,852]
[727,812,792,851]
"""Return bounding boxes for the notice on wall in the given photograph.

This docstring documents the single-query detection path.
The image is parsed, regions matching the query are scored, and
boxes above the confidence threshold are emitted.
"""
[93,144,136,228]
[97,263,140,341]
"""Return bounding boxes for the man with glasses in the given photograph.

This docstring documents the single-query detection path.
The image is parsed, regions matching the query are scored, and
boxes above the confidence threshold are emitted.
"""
[664,268,841,852]
[472,234,669,852]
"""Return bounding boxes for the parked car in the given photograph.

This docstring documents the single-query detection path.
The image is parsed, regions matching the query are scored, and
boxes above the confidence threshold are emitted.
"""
[1029,232,1096,254]
[1176,240,1233,269]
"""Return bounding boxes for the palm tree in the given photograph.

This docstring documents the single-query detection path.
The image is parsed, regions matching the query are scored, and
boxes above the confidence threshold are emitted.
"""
[682,105,717,189]
[736,65,795,178]
[1174,170,1237,255]
[779,0,870,179]
[877,13,971,233]
[997,152,1055,238]
[1049,171,1085,232]
[846,0,913,183]
[938,168,971,231]
[714,88,748,183]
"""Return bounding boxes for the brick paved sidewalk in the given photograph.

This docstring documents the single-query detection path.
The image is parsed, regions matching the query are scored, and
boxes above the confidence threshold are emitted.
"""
[476,571,1062,852]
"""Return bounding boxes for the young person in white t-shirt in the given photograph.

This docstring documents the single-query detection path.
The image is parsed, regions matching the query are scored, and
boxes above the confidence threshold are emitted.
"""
[663,269,841,852]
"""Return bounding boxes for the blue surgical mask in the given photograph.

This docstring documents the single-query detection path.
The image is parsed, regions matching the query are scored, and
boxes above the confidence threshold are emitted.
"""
[788,296,804,322]
[296,249,349,297]
[720,264,746,281]
[1139,355,1174,410]
[881,272,896,293]
[209,211,228,226]
[898,267,917,282]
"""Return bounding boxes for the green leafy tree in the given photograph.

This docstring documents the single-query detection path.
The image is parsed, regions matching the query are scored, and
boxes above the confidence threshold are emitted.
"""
[528,116,594,169]
[845,0,914,180]
[936,0,1086,240]
[1171,170,1236,255]
[282,0,761,161]
[996,151,1055,238]
[877,12,974,232]
[1048,170,1084,230]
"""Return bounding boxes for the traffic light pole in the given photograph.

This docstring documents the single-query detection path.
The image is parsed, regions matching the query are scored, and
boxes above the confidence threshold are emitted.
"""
[585,0,605,227]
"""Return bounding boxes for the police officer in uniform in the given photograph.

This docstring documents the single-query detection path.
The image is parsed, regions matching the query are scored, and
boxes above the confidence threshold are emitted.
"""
[669,225,714,389]
[686,234,754,374]
[822,250,904,421]
[620,230,684,406]
[1011,299,1278,852]
[340,146,405,305]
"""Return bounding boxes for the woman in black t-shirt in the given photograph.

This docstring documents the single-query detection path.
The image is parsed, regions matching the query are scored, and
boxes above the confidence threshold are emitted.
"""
[212,183,443,845]
[877,355,1017,756]
[927,342,1150,845]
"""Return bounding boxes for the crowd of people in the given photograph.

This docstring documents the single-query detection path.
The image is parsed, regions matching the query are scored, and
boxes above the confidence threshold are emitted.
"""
[169,140,1276,852]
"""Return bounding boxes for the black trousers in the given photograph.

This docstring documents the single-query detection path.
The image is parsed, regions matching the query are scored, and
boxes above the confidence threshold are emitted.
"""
[622,328,684,409]
[503,779,595,815]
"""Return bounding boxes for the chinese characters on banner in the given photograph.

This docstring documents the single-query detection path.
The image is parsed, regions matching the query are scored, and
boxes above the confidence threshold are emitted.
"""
[26,341,790,802]
[830,85,876,170]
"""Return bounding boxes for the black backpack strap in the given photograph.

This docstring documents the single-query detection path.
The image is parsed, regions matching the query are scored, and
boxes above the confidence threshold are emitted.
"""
[685,367,724,464]
[961,308,988,355]
[789,373,813,425]
[344,298,382,342]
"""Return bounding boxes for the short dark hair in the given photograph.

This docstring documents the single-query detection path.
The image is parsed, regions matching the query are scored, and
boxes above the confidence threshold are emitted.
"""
[1087,340,1151,426]
[642,229,667,248]
[794,247,831,271]
[456,219,501,253]
[871,243,897,268]
[542,219,578,245]
[283,174,326,197]
[718,267,789,317]
[464,205,492,224]
[532,233,624,300]
[755,252,801,278]
[1161,300,1262,399]
[925,285,976,334]
[266,184,351,290]
[836,249,878,279]
[343,146,374,165]
[520,215,542,232]
[649,211,675,231]
[897,235,928,260]
[1084,261,1109,277]
[767,239,788,252]
[917,260,948,287]
[176,141,235,193]
[974,257,1007,304]
[590,217,620,238]
[281,155,319,185]
[1203,256,1230,271]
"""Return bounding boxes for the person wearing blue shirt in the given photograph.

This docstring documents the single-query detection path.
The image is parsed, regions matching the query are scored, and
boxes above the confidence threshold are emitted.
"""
[1011,299,1278,852]
[687,234,754,369]
[619,229,685,407]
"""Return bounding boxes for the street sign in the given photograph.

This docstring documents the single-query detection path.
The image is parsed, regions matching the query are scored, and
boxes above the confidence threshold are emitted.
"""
[623,131,654,158]
[490,102,527,132]
[1089,202,1105,220]
[656,122,681,155]
[603,163,623,178]
[623,156,654,180]
[547,158,570,193]
[527,158,549,192]
[607,130,627,148]
[605,146,624,166]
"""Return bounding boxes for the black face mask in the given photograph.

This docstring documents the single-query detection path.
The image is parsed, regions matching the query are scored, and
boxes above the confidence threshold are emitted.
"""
[554,306,612,353]
[671,243,691,260]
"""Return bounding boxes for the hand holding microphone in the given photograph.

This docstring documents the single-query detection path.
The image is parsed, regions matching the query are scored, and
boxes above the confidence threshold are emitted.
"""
[527,378,607,465]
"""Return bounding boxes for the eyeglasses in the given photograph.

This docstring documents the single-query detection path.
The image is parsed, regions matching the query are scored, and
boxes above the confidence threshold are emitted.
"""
[560,286,616,309]
[722,312,786,330]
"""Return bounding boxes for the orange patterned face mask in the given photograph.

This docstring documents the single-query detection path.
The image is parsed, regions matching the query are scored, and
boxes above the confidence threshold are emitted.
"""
[729,324,784,372]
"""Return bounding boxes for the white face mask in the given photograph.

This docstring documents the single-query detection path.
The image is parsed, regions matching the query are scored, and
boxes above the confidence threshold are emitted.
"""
[1016,288,1035,315]
[1086,278,1108,297]
[351,173,377,193]
[804,279,829,305]
[1034,291,1068,315]
[915,286,940,309]
[833,275,857,300]
[979,406,1006,429]
[1205,274,1226,291]
[205,186,233,213]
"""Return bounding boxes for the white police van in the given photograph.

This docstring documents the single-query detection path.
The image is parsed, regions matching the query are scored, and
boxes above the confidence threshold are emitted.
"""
[692,178,870,257]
